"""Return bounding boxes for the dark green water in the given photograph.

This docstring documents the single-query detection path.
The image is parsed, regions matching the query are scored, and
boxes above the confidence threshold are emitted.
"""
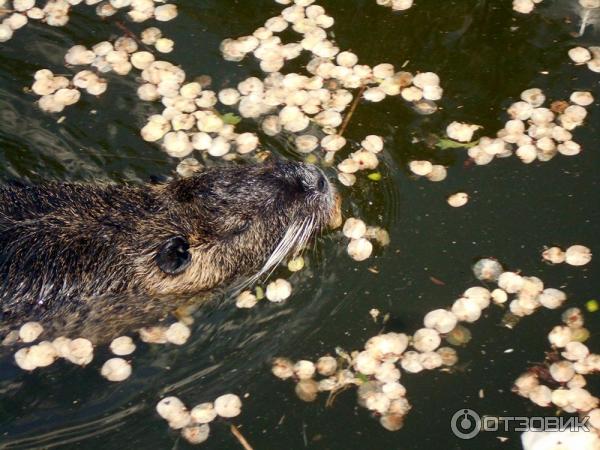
[0,0,599,449]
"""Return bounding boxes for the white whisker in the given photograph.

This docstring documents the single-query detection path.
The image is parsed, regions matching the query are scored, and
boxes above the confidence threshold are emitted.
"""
[580,8,591,36]
[230,212,322,295]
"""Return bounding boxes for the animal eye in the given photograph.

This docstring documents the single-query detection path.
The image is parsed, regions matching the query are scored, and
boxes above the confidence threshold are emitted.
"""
[317,176,327,192]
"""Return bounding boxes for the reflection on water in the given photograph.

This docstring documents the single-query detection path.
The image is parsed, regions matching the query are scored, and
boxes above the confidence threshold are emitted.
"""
[0,1,599,449]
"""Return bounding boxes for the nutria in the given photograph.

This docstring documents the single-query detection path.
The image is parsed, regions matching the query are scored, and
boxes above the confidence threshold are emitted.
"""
[0,160,337,338]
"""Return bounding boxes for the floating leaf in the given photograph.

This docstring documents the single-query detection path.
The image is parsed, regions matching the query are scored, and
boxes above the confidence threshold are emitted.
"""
[586,299,599,313]
[367,172,382,181]
[436,138,479,150]
[356,372,370,383]
[304,153,318,164]
[255,286,264,301]
[221,113,242,125]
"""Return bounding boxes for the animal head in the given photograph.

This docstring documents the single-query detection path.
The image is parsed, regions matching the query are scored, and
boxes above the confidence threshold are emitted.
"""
[140,160,337,295]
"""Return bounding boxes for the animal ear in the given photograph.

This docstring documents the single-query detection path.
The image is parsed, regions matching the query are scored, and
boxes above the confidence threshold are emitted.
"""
[156,236,191,275]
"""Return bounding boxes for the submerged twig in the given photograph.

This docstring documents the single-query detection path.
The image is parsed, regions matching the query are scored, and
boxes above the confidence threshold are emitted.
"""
[339,84,367,137]
[579,9,591,36]
[325,384,351,408]
[230,424,254,450]
[115,21,154,53]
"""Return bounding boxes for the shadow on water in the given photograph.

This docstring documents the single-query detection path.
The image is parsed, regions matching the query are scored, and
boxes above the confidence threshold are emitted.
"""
[0,0,599,449]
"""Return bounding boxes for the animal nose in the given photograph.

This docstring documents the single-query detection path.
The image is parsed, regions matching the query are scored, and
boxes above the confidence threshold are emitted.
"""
[315,171,329,193]
[305,165,330,194]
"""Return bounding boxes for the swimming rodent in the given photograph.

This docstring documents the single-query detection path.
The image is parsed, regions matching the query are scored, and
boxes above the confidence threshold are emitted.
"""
[0,160,338,337]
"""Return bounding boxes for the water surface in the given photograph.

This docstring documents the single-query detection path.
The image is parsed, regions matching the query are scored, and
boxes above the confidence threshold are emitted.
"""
[0,1,599,449]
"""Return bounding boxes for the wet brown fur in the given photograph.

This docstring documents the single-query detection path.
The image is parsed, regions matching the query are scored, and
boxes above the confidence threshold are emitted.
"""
[0,161,335,339]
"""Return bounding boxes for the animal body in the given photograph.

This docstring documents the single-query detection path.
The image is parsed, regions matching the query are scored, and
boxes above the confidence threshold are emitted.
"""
[0,160,336,336]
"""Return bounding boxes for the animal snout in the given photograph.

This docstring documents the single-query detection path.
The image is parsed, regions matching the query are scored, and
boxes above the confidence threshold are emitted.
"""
[274,160,331,196]
[305,164,330,194]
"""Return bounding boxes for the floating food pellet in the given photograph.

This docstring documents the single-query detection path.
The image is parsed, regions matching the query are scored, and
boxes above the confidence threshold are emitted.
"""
[155,38,174,53]
[295,379,319,402]
[491,288,508,304]
[165,322,191,345]
[426,165,447,182]
[451,297,481,323]
[423,309,458,334]
[337,172,356,186]
[156,396,191,430]
[18,322,43,343]
[570,91,594,106]
[472,258,503,281]
[498,271,524,293]
[568,47,592,64]
[542,247,566,264]
[412,328,441,352]
[316,356,337,376]
[139,326,168,344]
[380,413,404,431]
[101,358,132,382]
[408,160,432,176]
[190,403,217,424]
[512,0,535,14]
[337,158,360,174]
[538,288,567,309]
[447,192,469,208]
[265,278,292,302]
[272,357,294,380]
[64,338,94,366]
[347,238,373,261]
[549,361,575,383]
[14,341,57,371]
[548,326,573,348]
[181,424,210,445]
[110,336,136,356]
[561,342,589,362]
[565,245,592,266]
[321,134,346,152]
[236,290,258,309]
[362,135,384,153]
[446,121,480,142]
[214,394,242,418]
[154,4,178,22]
[293,360,316,380]
[342,218,367,239]
[400,351,423,373]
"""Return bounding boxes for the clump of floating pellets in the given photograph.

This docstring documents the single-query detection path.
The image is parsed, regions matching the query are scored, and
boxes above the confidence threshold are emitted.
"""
[440,87,593,168]
[13,322,94,371]
[138,321,192,345]
[156,393,242,445]
[542,245,592,266]
[342,217,390,261]
[568,45,600,73]
[514,309,600,444]
[10,320,194,383]
[272,251,589,430]
[0,0,178,43]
